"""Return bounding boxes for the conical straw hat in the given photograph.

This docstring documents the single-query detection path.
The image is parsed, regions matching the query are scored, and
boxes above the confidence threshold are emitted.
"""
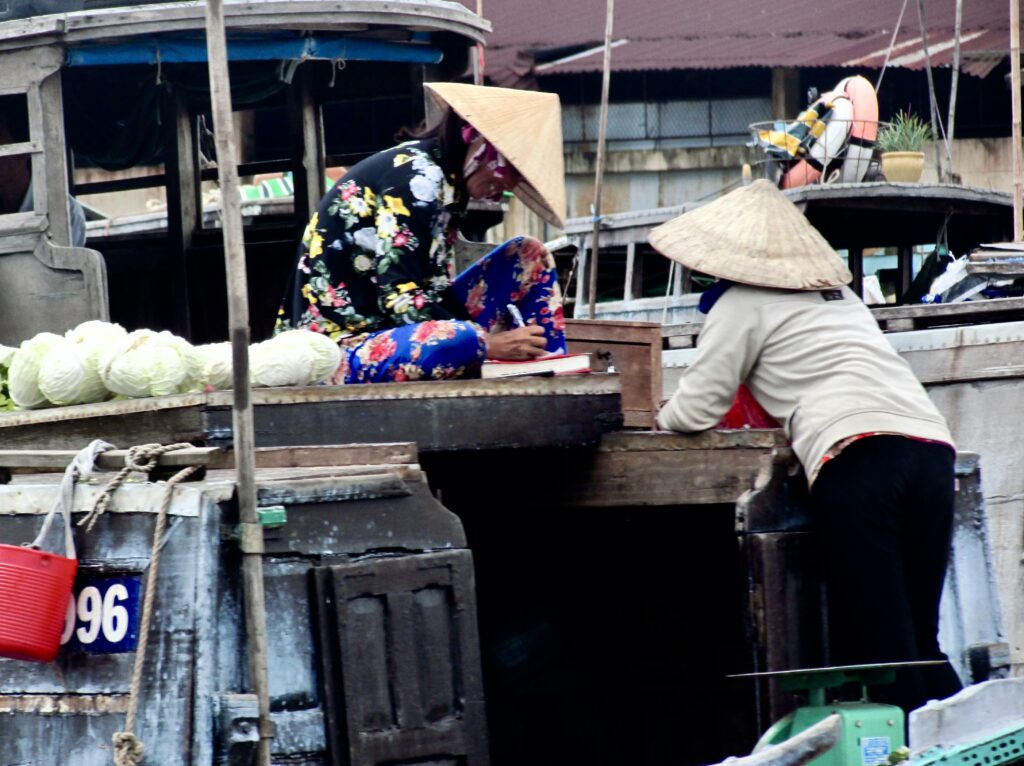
[425,82,566,228]
[648,179,852,290]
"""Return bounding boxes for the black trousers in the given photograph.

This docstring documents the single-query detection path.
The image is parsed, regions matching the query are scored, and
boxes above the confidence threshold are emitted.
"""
[810,435,963,714]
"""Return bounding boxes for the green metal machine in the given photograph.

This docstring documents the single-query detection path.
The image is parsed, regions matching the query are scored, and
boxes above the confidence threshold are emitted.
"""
[733,662,947,766]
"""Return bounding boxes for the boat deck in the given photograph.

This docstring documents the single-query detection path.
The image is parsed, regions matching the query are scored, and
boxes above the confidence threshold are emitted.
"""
[0,374,623,452]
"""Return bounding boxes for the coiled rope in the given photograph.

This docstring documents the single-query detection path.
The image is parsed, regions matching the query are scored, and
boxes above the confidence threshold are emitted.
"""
[78,443,199,766]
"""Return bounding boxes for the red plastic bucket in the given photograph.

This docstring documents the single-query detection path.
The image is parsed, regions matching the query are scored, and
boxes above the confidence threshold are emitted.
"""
[0,543,78,662]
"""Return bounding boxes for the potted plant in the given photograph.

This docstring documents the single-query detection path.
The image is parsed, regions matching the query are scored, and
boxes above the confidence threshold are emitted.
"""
[876,111,934,183]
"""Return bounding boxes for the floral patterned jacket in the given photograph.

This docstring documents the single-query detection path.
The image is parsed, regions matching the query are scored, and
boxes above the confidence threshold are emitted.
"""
[275,139,469,340]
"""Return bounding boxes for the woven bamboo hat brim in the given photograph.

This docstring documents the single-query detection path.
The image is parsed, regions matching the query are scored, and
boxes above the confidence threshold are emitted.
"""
[425,82,566,228]
[648,179,852,290]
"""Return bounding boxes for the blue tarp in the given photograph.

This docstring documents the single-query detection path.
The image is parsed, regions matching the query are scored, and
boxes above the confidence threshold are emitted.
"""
[66,34,443,66]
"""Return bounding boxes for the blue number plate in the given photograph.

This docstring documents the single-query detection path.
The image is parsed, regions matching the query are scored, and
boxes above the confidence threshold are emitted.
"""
[60,575,143,654]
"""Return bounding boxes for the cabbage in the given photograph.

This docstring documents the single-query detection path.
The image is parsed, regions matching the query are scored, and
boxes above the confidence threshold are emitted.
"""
[194,342,234,390]
[37,337,105,406]
[66,320,128,351]
[250,337,315,388]
[100,330,197,398]
[0,344,17,411]
[272,330,342,383]
[8,333,64,409]
[49,320,130,405]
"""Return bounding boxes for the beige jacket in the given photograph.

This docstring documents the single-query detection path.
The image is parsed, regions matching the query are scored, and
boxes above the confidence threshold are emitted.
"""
[657,284,954,476]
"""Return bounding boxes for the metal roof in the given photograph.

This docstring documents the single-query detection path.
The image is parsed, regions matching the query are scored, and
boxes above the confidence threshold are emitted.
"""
[468,0,1008,80]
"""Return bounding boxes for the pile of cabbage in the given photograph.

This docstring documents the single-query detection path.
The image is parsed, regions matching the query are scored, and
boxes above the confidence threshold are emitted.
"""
[1,321,341,410]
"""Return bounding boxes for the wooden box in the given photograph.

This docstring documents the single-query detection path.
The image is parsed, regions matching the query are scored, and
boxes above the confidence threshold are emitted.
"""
[565,319,662,429]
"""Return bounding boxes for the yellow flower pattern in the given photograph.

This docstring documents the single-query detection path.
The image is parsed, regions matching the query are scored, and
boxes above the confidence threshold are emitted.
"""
[275,139,462,339]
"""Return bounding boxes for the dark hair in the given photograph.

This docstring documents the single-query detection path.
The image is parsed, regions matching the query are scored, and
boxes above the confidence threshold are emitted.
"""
[396,107,468,177]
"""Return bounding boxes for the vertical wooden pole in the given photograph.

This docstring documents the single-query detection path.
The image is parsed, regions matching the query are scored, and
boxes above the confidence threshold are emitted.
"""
[1012,0,1023,241]
[164,89,196,339]
[896,244,914,304]
[915,0,946,181]
[203,2,273,765]
[289,65,325,239]
[945,0,963,181]
[587,0,615,319]
[36,74,71,246]
[473,0,484,85]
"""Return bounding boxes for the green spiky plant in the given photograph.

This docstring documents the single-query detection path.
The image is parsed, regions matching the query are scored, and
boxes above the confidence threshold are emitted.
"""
[876,111,935,153]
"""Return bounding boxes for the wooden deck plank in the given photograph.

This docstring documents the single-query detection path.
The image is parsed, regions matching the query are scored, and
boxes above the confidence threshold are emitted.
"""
[0,376,622,453]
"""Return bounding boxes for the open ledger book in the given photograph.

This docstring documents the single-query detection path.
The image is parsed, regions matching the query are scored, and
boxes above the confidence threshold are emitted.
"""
[481,353,592,379]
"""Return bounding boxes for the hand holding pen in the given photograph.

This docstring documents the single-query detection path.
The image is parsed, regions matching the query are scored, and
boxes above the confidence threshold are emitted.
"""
[484,304,547,360]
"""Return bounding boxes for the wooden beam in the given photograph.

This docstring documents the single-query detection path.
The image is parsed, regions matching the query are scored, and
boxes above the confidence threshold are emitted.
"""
[623,241,638,301]
[204,1,272,762]
[0,443,419,474]
[896,244,914,303]
[587,0,615,319]
[848,247,864,299]
[288,64,325,237]
[1012,0,1024,240]
[164,89,197,338]
[770,67,801,121]
[35,74,72,246]
[538,430,786,508]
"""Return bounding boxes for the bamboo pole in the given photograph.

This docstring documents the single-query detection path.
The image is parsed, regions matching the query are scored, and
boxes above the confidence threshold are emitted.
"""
[587,0,615,319]
[1012,0,1023,241]
[203,2,273,764]
[473,0,484,85]
[915,0,947,182]
[945,0,963,181]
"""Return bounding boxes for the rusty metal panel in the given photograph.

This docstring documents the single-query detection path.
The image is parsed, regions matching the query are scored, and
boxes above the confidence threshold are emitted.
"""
[315,550,488,766]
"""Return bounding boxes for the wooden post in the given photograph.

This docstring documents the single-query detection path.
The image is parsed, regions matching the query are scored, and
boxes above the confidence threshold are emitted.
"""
[472,0,484,85]
[36,74,71,247]
[915,0,947,181]
[623,241,639,301]
[1012,0,1023,241]
[946,0,963,181]
[586,0,615,319]
[164,89,197,338]
[289,65,325,238]
[203,2,274,765]
[849,247,864,300]
[897,244,914,303]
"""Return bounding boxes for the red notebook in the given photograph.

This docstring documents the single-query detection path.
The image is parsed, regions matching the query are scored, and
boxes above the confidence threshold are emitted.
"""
[481,353,592,379]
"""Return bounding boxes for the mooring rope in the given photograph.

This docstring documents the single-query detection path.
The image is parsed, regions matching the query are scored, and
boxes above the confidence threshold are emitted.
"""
[81,443,199,766]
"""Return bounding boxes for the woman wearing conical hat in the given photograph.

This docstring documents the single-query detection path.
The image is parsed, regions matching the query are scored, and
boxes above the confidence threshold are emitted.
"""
[653,180,962,716]
[275,83,567,382]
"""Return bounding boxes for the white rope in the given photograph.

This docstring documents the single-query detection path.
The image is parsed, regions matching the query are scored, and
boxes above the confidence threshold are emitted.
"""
[98,444,199,766]
[30,440,115,559]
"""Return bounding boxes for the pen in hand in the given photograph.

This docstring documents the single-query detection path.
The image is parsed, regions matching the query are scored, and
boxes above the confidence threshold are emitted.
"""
[506,303,526,328]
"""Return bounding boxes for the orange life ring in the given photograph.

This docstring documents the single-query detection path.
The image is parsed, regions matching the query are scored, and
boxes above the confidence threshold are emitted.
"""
[779,76,878,188]
[835,75,879,183]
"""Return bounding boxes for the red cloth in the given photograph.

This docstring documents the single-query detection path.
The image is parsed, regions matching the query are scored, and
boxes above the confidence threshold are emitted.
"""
[717,384,780,429]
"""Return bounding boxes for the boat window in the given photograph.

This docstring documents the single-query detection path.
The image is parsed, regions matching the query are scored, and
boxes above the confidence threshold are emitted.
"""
[0,93,34,216]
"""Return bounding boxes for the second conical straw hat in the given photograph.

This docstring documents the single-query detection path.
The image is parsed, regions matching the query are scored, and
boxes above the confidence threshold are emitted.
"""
[648,179,852,290]
[425,82,566,228]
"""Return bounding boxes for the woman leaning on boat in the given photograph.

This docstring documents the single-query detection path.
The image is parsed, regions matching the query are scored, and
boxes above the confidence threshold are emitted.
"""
[274,83,568,383]
[655,180,963,716]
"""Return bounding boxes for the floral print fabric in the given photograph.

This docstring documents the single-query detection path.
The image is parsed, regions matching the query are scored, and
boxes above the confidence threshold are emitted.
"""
[275,138,469,340]
[338,237,567,384]
[450,236,565,353]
